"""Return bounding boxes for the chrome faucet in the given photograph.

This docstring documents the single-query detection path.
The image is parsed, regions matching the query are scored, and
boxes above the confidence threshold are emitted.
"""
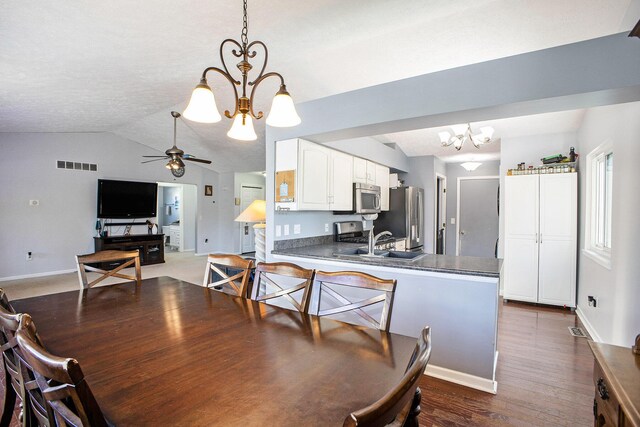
[368,226,392,256]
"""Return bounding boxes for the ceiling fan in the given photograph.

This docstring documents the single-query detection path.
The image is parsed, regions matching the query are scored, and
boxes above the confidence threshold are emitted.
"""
[142,111,212,177]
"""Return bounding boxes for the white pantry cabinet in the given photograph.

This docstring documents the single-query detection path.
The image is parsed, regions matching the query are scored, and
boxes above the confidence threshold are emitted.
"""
[503,173,577,307]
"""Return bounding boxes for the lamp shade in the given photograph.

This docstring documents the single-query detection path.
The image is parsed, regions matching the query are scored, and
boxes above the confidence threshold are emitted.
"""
[480,126,494,140]
[183,82,222,123]
[266,90,301,127]
[451,124,468,136]
[438,131,451,144]
[235,199,266,223]
[227,113,257,141]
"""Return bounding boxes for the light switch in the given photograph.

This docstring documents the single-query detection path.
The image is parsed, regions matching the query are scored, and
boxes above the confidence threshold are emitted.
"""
[450,218,456,225]
[275,225,282,237]
[284,224,290,236]
[324,223,329,232]
[293,224,301,235]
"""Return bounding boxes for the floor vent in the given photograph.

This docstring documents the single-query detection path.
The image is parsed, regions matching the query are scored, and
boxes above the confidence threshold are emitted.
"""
[56,161,97,171]
[568,326,587,338]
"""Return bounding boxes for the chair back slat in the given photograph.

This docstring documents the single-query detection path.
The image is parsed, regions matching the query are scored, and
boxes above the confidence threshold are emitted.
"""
[250,262,314,312]
[310,271,397,331]
[75,249,142,289]
[15,314,109,427]
[203,254,254,297]
[343,327,432,427]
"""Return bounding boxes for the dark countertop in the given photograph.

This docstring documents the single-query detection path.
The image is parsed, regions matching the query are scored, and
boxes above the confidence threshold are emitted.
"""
[272,242,502,278]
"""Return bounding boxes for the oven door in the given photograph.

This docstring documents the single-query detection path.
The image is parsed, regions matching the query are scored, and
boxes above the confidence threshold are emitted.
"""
[354,185,381,214]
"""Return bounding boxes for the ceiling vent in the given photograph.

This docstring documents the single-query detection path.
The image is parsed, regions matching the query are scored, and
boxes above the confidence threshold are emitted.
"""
[56,161,97,171]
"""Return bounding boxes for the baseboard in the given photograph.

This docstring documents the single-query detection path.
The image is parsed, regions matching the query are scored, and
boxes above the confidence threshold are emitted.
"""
[576,305,602,342]
[0,269,76,282]
[194,252,209,257]
[424,364,497,394]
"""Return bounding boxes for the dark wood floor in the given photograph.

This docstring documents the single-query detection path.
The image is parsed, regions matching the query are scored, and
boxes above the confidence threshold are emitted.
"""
[1,299,594,426]
[419,299,594,426]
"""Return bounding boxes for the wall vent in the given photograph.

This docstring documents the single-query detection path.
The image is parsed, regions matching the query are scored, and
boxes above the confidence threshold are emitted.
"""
[57,161,97,172]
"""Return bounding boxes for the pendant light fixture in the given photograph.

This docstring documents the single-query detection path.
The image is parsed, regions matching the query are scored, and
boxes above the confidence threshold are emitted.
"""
[438,124,495,151]
[183,0,301,141]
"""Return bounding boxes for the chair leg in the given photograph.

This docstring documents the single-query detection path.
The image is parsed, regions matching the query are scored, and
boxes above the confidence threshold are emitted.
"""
[0,367,17,427]
[402,387,422,427]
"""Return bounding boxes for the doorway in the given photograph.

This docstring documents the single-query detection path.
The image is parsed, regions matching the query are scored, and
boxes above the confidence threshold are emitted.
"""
[456,176,499,257]
[240,185,265,253]
[435,173,446,255]
[157,183,198,253]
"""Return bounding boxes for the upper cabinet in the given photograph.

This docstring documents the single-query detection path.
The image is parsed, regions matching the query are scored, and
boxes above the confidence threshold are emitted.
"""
[275,138,388,212]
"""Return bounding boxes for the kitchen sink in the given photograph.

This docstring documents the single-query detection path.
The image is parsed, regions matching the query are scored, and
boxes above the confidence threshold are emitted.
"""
[333,248,426,261]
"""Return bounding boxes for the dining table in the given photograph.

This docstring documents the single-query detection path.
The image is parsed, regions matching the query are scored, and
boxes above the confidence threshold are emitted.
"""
[11,276,421,426]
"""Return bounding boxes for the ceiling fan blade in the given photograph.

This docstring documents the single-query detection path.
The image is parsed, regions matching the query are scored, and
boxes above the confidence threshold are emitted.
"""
[184,157,212,164]
[141,158,169,164]
[142,155,169,158]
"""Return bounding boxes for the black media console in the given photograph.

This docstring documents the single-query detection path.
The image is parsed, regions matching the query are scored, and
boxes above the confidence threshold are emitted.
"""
[94,234,165,268]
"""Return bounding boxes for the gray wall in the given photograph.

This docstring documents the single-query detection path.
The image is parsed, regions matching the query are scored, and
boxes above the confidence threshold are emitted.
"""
[576,101,640,347]
[0,132,221,279]
[445,161,500,256]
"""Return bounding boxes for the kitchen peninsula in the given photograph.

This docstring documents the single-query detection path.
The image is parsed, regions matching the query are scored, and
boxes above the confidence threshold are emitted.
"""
[271,239,502,393]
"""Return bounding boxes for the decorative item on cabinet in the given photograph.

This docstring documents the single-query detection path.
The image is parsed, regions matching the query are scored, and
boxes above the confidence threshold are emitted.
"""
[275,170,295,202]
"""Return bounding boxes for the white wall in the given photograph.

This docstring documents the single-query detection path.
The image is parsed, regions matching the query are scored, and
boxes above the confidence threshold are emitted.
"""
[576,101,640,346]
[498,132,577,257]
[0,132,221,280]
[183,184,197,251]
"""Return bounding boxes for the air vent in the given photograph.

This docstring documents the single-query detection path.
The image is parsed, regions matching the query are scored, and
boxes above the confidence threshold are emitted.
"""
[56,161,97,172]
[568,326,587,338]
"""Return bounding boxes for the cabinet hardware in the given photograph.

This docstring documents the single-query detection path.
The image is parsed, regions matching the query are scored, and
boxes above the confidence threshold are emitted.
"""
[596,378,609,400]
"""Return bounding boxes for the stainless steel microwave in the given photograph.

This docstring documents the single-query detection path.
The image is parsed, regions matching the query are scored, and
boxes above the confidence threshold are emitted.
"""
[354,183,381,214]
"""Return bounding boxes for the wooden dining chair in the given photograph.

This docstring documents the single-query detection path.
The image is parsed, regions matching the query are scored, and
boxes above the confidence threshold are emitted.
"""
[0,289,14,314]
[203,254,254,297]
[75,249,141,289]
[15,314,110,427]
[343,326,432,427]
[250,262,315,312]
[310,271,397,332]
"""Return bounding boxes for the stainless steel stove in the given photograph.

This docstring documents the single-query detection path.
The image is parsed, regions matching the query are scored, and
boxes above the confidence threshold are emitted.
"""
[334,221,397,250]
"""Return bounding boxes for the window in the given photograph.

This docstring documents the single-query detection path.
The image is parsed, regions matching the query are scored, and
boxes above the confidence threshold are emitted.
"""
[584,140,613,268]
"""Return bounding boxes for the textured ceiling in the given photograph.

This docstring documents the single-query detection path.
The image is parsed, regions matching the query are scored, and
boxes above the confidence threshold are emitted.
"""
[1,0,636,172]
[378,109,586,163]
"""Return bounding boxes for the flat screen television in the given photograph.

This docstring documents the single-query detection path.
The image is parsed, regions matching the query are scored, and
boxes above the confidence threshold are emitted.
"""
[97,179,158,219]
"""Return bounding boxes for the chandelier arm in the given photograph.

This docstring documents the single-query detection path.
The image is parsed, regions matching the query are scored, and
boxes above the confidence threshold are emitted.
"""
[219,39,244,81]
[201,66,240,119]
[248,72,286,119]
[245,40,269,85]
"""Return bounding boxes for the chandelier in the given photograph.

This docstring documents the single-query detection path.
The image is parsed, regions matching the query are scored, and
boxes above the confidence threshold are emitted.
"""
[183,0,300,141]
[438,124,495,151]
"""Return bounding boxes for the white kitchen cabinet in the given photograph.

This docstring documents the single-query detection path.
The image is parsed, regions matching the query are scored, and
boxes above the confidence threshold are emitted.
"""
[353,158,377,184]
[375,164,390,211]
[503,173,577,307]
[329,150,353,210]
[298,139,331,210]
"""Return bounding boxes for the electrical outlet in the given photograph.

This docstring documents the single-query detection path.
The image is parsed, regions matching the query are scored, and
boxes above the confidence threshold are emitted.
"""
[450,217,456,225]
[324,223,329,232]
[293,224,301,235]
[283,224,290,236]
[29,200,39,206]
[275,225,282,237]
[26,252,33,261]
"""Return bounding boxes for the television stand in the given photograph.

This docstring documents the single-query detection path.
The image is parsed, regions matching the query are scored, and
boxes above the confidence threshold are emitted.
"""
[94,234,164,268]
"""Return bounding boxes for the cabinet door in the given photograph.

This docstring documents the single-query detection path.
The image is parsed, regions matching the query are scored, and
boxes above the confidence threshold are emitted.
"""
[275,139,299,211]
[375,164,390,211]
[329,150,353,210]
[353,157,367,183]
[298,140,330,210]
[503,237,539,302]
[366,161,377,184]
[504,175,538,238]
[538,173,577,307]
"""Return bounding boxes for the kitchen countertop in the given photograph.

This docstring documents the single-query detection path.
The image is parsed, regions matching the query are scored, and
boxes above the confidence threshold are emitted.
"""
[272,242,502,278]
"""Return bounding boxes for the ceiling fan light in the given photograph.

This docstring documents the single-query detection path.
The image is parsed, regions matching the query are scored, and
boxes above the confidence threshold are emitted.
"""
[183,80,222,123]
[438,131,451,145]
[227,114,257,141]
[480,126,494,140]
[461,162,482,171]
[266,86,301,127]
[451,124,468,137]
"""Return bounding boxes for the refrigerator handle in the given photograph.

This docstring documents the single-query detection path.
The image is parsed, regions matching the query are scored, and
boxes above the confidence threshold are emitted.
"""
[417,190,422,242]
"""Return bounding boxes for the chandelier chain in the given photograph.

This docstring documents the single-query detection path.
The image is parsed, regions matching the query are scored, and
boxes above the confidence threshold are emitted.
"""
[241,0,249,47]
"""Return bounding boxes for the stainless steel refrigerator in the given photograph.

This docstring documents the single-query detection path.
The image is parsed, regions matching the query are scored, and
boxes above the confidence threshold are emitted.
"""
[374,187,424,251]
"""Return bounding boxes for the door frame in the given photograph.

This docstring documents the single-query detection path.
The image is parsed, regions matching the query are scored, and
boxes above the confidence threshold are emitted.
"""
[456,175,499,256]
[238,184,265,253]
[434,173,447,254]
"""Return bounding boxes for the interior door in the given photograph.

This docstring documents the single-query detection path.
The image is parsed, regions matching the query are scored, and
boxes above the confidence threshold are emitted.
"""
[458,178,499,257]
[240,185,264,253]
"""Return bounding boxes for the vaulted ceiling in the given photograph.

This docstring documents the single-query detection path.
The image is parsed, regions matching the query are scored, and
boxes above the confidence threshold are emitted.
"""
[1,1,637,171]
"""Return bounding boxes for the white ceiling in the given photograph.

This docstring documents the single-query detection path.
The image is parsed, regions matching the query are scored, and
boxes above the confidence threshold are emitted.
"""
[379,109,587,163]
[1,1,636,172]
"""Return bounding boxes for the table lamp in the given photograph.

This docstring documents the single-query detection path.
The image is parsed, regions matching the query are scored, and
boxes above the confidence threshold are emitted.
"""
[234,199,266,263]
